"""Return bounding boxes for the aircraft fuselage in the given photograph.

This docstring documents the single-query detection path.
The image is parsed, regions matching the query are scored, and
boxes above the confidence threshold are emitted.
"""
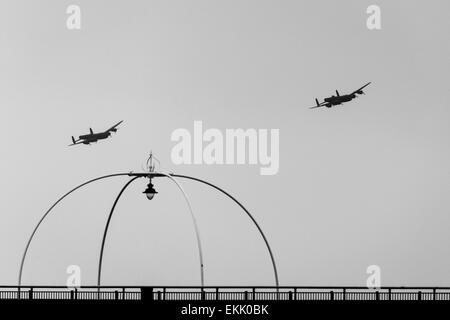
[78,132,111,142]
[324,94,356,105]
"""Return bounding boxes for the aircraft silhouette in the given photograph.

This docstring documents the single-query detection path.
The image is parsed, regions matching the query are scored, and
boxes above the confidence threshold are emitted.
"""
[69,121,123,146]
[309,82,371,109]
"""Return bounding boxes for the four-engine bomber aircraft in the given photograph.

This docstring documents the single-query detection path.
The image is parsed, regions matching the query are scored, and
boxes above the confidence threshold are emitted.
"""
[69,120,123,146]
[309,82,371,109]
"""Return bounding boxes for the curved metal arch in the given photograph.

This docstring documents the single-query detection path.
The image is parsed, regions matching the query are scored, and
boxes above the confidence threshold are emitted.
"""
[97,172,205,287]
[171,174,279,287]
[161,173,205,287]
[97,176,141,287]
[19,171,278,288]
[18,173,131,287]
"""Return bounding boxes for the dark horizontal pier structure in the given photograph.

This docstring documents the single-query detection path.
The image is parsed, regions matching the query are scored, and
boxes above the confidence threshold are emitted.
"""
[2,286,450,302]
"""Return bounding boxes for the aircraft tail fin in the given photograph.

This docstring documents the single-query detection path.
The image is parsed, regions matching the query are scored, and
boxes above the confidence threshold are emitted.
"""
[90,128,93,134]
[72,136,76,144]
[309,98,323,109]
[336,90,339,96]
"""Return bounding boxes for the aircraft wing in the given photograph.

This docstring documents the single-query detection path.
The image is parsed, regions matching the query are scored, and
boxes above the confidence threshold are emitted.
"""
[351,82,371,95]
[106,120,123,132]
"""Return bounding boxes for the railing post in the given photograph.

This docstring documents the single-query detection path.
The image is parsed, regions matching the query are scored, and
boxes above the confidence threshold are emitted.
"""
[252,287,256,300]
[343,288,346,301]
[244,291,248,301]
[418,291,422,301]
[388,288,391,301]
[201,289,205,301]
[376,291,380,301]
[163,288,166,300]
[123,287,126,300]
[158,290,161,300]
[70,290,74,300]
[148,287,153,301]
[215,287,219,300]
[115,290,119,300]
[29,288,33,300]
[433,288,436,301]
[330,291,334,301]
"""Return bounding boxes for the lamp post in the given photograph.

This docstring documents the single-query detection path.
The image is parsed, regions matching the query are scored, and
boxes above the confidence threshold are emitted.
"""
[18,154,279,291]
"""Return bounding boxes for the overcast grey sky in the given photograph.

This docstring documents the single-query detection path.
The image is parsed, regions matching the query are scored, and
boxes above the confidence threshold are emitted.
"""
[0,0,449,287]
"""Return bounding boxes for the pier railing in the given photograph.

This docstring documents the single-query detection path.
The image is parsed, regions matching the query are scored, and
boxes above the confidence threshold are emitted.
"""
[2,286,450,301]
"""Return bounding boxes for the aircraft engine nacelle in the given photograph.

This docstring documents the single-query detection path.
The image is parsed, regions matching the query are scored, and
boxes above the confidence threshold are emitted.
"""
[356,90,364,95]
[110,128,117,132]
